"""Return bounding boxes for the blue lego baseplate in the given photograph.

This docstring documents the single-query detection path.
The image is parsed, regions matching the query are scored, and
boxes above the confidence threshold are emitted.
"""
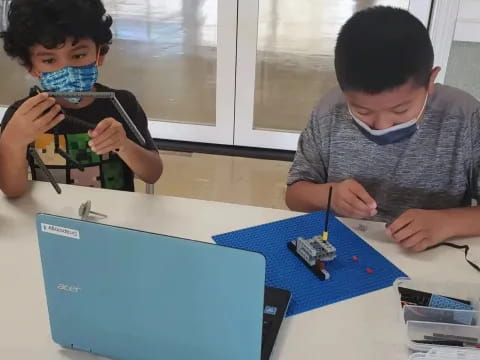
[213,212,407,317]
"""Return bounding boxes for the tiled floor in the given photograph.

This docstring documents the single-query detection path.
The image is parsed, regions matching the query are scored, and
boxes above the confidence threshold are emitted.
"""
[135,151,292,210]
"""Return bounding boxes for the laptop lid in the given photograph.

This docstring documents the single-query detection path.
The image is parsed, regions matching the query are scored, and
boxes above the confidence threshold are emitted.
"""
[36,214,266,360]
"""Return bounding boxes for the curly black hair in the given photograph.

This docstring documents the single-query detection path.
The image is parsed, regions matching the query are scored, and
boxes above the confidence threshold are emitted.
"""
[1,0,113,69]
[335,6,434,94]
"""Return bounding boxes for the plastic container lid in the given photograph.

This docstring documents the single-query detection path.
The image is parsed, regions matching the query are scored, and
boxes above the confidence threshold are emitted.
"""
[410,347,480,360]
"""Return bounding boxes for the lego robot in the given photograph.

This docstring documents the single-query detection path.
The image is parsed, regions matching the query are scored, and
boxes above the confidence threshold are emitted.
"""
[288,235,337,280]
[288,186,337,280]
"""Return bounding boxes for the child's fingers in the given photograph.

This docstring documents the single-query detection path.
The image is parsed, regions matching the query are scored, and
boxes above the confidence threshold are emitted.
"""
[343,191,373,217]
[41,113,66,133]
[92,143,116,155]
[93,146,114,155]
[33,103,60,122]
[387,215,412,236]
[392,223,419,243]
[411,239,429,253]
[340,199,371,218]
[89,128,118,148]
[346,191,371,213]
[350,181,377,209]
[17,93,49,115]
[47,114,65,131]
[90,138,117,154]
[29,98,57,121]
[36,105,64,131]
[91,118,115,137]
[90,123,124,147]
[400,232,426,250]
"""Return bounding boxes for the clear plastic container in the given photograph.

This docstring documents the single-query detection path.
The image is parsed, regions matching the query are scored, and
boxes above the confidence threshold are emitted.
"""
[403,305,477,326]
[410,347,480,360]
[393,278,480,353]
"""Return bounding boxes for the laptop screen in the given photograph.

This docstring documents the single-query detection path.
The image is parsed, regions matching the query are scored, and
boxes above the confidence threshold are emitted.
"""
[37,214,266,360]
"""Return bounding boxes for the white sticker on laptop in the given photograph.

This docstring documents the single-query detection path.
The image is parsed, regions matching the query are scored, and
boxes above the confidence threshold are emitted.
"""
[41,223,80,239]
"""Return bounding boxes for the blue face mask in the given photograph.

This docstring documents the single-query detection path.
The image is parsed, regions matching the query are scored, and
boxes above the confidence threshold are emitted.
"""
[348,95,429,145]
[40,62,99,104]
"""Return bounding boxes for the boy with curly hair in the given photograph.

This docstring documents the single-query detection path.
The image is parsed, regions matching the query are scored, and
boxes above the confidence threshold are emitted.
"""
[0,0,163,197]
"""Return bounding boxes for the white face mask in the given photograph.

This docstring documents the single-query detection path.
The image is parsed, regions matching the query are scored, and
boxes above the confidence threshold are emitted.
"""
[348,94,429,145]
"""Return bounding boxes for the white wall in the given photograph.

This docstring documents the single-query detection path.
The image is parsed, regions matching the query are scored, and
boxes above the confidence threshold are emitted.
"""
[454,0,480,42]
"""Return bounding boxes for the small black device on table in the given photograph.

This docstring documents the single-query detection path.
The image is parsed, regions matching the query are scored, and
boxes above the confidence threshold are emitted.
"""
[262,286,291,360]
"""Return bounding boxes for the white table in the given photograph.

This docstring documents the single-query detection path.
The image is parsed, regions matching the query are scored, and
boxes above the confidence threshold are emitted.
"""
[1,182,479,360]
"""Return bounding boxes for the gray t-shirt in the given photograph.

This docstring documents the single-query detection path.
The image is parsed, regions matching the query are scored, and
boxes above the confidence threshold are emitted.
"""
[287,84,480,222]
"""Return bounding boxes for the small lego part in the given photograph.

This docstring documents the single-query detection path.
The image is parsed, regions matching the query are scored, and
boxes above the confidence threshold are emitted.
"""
[314,260,330,280]
[352,256,359,262]
[78,200,107,221]
[366,267,373,274]
[357,224,368,232]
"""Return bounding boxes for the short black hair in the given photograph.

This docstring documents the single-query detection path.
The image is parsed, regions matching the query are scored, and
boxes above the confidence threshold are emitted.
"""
[1,0,113,69]
[335,6,434,94]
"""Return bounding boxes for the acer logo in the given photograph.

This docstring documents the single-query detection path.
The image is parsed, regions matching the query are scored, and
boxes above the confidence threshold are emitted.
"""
[57,284,82,293]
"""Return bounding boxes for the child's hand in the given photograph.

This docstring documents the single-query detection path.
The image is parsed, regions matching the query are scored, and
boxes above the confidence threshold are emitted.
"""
[386,209,452,252]
[88,118,128,155]
[331,179,377,219]
[2,93,64,148]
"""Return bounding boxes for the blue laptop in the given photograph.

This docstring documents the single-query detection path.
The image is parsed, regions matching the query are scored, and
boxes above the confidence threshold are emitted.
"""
[36,214,290,360]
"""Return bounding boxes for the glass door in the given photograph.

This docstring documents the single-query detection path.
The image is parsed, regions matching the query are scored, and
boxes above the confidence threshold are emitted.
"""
[0,0,37,121]
[0,0,238,145]
[234,0,434,150]
[443,0,480,100]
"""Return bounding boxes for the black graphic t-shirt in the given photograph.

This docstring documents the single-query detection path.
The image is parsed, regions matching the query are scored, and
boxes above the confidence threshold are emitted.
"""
[1,83,157,192]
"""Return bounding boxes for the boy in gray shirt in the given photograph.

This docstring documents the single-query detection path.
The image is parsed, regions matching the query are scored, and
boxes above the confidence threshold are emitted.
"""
[286,7,480,252]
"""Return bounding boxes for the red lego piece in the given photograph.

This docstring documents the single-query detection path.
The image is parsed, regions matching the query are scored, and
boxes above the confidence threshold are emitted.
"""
[366,267,373,274]
[352,256,359,262]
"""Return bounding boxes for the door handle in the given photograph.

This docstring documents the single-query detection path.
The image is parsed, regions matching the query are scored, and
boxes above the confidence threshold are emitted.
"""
[0,0,5,32]
[1,0,11,32]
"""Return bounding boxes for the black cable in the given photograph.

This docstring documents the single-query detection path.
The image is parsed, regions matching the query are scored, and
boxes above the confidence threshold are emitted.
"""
[428,242,480,272]
[324,186,333,234]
